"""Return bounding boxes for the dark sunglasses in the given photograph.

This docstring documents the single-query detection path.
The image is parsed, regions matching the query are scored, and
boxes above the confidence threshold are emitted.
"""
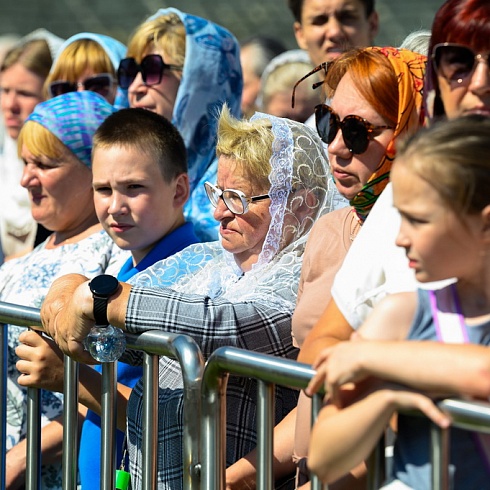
[315,104,394,155]
[432,43,490,85]
[49,73,114,98]
[117,54,183,89]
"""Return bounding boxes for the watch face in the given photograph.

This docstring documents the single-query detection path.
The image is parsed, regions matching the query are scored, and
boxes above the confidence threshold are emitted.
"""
[89,274,119,296]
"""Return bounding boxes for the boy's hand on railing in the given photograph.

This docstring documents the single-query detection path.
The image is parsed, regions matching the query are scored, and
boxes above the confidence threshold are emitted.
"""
[40,273,96,363]
[15,330,65,392]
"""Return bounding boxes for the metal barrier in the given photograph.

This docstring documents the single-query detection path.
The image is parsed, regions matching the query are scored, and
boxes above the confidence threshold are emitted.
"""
[201,345,326,490]
[0,301,204,490]
[2,301,490,490]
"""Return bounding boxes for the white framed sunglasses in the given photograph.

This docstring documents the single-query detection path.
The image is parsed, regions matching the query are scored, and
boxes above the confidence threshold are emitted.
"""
[204,182,270,215]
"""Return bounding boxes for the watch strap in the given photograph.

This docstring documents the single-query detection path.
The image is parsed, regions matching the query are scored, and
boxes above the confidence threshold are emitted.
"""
[93,293,110,326]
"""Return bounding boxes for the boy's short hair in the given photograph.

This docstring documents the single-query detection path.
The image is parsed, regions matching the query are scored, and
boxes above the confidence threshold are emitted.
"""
[93,108,187,181]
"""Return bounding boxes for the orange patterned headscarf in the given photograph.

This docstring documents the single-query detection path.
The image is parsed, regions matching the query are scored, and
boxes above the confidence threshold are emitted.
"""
[350,47,426,222]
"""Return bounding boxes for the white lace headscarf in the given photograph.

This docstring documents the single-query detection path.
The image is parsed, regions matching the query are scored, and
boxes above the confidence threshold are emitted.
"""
[131,113,337,313]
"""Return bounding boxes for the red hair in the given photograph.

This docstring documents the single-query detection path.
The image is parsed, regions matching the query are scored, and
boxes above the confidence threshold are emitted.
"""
[425,0,490,119]
[324,48,399,127]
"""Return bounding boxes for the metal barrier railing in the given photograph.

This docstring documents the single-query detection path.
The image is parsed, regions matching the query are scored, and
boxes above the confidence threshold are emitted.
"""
[0,301,205,490]
[201,345,326,490]
[2,301,490,490]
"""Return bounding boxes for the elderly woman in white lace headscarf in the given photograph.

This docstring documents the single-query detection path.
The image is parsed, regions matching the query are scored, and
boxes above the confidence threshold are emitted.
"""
[40,105,338,489]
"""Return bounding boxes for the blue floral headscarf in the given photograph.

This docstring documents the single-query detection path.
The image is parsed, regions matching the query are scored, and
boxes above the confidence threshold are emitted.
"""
[145,8,243,241]
[26,91,116,168]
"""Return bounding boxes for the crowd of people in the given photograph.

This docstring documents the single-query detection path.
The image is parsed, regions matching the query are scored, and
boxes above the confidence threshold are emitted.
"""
[0,0,489,489]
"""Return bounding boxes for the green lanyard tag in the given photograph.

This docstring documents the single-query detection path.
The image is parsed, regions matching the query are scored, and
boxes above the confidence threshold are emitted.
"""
[115,469,131,490]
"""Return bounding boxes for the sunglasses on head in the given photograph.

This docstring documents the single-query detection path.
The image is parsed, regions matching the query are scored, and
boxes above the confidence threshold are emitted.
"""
[49,73,114,98]
[291,62,328,108]
[117,54,183,89]
[432,43,490,86]
[315,104,395,155]
[204,182,270,215]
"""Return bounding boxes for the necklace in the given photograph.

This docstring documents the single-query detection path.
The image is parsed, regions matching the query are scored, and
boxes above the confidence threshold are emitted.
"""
[349,209,362,242]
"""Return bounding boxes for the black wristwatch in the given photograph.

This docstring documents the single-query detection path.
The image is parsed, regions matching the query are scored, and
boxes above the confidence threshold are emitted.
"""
[89,274,120,327]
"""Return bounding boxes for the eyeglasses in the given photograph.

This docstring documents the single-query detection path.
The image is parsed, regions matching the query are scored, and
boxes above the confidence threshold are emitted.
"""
[432,43,490,85]
[291,62,328,108]
[49,73,114,98]
[315,104,395,155]
[204,182,270,215]
[117,54,183,89]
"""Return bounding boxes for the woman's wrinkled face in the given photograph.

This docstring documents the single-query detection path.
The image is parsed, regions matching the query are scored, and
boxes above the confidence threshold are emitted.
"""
[213,155,272,272]
[327,71,394,200]
[127,48,182,121]
[437,46,490,120]
[0,63,45,140]
[20,144,95,232]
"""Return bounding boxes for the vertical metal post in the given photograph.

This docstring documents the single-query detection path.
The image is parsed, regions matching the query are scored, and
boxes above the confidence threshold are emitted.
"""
[62,354,79,490]
[25,387,41,490]
[256,381,275,490]
[0,324,7,490]
[142,353,158,490]
[310,393,327,490]
[201,363,228,490]
[431,422,449,490]
[101,361,117,490]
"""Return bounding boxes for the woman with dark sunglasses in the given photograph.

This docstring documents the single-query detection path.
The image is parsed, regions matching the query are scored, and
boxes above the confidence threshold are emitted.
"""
[44,32,129,110]
[119,8,242,243]
[226,46,426,489]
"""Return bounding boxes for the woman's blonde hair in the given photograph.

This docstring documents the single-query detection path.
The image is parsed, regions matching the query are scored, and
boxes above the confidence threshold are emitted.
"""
[216,105,273,189]
[262,60,321,110]
[44,39,115,97]
[18,121,67,162]
[127,12,186,65]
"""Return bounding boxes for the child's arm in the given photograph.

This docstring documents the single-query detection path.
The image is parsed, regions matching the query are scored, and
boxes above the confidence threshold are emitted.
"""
[308,384,450,484]
[307,339,490,402]
[15,329,132,431]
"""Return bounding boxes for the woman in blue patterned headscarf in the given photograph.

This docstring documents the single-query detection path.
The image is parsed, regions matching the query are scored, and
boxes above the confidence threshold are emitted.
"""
[119,8,243,241]
[3,91,125,490]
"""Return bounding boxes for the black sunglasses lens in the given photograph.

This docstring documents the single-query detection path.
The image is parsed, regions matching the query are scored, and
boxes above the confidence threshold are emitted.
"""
[84,75,111,96]
[342,117,369,154]
[50,81,75,97]
[435,45,475,82]
[141,55,164,86]
[118,59,138,89]
[316,106,338,145]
